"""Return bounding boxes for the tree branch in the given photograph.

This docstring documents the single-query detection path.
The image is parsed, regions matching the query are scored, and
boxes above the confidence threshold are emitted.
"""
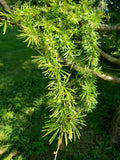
[62,58,120,83]
[98,24,120,32]
[0,0,10,11]
[100,51,120,65]
[94,73,120,83]
[0,5,119,83]
[0,2,120,33]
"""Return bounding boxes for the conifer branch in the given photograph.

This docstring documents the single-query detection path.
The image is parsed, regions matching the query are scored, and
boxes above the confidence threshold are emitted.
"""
[1,18,119,83]
[62,57,120,83]
[100,51,120,65]
[1,3,120,83]
[0,2,120,33]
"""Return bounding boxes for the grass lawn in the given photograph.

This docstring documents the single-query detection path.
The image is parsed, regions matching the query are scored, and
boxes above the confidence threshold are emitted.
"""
[0,27,120,160]
[0,27,51,160]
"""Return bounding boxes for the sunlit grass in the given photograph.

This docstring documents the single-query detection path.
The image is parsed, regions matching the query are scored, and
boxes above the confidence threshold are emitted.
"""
[0,27,50,159]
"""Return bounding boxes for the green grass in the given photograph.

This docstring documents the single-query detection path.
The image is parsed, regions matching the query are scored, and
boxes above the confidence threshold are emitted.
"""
[0,27,52,160]
[0,27,120,160]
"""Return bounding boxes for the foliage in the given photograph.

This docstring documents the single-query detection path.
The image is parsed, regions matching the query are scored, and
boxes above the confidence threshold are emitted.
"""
[0,1,120,159]
[0,0,104,150]
[107,0,120,24]
[0,0,120,159]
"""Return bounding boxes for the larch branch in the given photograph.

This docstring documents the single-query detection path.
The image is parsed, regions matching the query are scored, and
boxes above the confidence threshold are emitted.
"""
[62,57,120,83]
[0,6,119,83]
[100,51,120,65]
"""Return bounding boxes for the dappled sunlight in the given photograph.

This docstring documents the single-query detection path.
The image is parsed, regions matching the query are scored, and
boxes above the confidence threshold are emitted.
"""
[0,27,51,159]
[0,131,7,142]
[0,125,13,142]
[22,59,37,70]
[2,111,14,121]
[23,107,37,115]
[3,150,18,160]
[0,147,7,156]
[0,61,3,67]
[0,146,18,160]
[0,76,15,90]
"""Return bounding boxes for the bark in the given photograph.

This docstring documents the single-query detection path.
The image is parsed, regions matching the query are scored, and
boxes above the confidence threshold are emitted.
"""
[94,73,120,83]
[98,24,120,32]
[0,0,10,11]
[62,57,120,83]
[100,51,120,65]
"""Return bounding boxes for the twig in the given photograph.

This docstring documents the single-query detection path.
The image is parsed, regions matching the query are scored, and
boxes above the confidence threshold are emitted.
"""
[100,51,120,65]
[54,140,62,160]
[0,0,10,11]
[62,57,120,83]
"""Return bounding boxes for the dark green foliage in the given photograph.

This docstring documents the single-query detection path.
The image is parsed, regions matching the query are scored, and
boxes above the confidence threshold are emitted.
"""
[107,0,120,24]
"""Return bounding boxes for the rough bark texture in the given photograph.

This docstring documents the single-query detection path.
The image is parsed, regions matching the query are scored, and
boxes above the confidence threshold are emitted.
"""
[110,104,120,144]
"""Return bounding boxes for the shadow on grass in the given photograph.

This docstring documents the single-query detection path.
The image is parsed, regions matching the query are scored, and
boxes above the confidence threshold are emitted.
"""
[0,27,56,160]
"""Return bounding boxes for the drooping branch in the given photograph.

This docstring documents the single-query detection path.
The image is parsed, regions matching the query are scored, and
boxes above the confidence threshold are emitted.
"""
[0,2,120,33]
[0,3,119,83]
[0,0,10,11]
[62,58,120,83]
[100,51,120,65]
[98,24,120,32]
[2,19,120,83]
